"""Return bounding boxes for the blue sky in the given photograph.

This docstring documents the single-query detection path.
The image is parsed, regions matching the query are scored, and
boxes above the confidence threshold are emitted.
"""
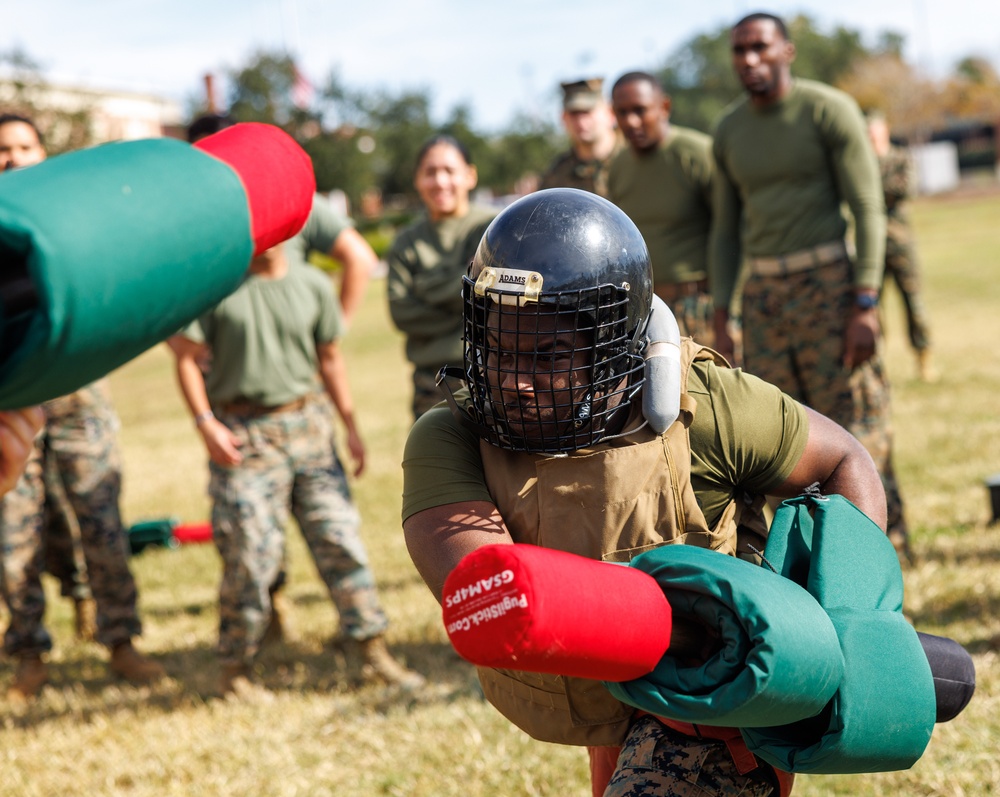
[5,0,999,131]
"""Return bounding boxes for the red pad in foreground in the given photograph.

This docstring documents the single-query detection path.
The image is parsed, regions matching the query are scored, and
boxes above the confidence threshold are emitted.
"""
[442,544,672,682]
[194,122,316,255]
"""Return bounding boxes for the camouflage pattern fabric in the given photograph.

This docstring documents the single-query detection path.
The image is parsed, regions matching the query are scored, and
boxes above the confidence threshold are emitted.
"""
[880,146,932,352]
[740,258,908,541]
[0,380,141,656]
[41,444,91,601]
[604,716,774,797]
[539,148,619,198]
[412,366,447,420]
[210,395,388,666]
[660,289,715,349]
[880,145,913,219]
[0,441,50,655]
[884,242,932,352]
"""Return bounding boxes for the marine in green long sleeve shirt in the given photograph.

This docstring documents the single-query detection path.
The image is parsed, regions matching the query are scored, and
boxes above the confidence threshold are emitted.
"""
[710,78,886,310]
[708,14,886,369]
[705,12,910,558]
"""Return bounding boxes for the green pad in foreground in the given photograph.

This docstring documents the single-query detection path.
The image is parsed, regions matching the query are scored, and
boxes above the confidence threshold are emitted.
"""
[605,544,844,728]
[742,494,937,773]
[0,137,253,408]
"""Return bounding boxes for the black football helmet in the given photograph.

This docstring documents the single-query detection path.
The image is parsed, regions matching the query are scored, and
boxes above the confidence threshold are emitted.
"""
[451,188,653,453]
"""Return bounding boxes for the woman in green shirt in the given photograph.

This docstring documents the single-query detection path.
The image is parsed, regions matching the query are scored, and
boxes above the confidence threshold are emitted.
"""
[386,135,496,419]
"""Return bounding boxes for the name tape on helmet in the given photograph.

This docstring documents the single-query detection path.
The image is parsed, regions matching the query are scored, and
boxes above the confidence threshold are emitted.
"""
[474,267,543,306]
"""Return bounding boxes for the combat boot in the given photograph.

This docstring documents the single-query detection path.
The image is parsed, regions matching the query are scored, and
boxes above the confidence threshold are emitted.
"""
[917,349,939,383]
[74,597,97,641]
[358,636,425,690]
[8,654,48,702]
[109,641,166,685]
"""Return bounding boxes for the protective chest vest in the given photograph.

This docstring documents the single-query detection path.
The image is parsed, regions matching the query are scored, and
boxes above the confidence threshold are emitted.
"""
[476,341,741,746]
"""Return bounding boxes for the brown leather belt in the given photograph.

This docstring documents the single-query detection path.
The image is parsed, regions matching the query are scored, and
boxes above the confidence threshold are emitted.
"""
[656,278,709,302]
[748,240,848,276]
[218,395,308,417]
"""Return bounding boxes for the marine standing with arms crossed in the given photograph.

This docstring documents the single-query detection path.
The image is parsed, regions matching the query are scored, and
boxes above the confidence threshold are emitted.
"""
[709,13,911,557]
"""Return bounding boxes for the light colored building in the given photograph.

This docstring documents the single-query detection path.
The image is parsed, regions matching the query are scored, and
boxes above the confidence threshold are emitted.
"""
[1,76,183,146]
[912,141,961,195]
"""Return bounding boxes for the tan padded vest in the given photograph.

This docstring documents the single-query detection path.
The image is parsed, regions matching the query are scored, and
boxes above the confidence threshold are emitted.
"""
[477,340,743,747]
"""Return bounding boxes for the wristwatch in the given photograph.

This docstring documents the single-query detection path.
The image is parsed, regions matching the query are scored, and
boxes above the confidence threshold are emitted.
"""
[855,293,879,310]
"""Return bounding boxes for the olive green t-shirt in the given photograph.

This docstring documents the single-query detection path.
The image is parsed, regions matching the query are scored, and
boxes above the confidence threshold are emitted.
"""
[183,263,342,407]
[607,125,714,285]
[401,359,809,528]
[284,194,352,269]
[386,205,497,370]
[710,78,886,308]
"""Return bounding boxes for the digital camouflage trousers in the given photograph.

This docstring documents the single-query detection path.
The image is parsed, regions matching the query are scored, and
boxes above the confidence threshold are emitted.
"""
[209,396,388,666]
[603,716,775,797]
[0,380,140,656]
[658,286,715,350]
[741,258,908,539]
[884,224,933,353]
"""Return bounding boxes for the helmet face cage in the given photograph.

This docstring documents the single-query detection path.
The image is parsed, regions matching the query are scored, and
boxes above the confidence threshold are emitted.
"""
[462,275,645,454]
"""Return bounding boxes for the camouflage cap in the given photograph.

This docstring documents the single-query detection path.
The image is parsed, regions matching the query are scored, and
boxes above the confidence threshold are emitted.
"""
[560,78,604,111]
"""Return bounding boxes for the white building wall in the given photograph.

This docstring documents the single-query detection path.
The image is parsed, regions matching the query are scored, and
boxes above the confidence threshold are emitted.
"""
[1,78,182,143]
[912,141,961,195]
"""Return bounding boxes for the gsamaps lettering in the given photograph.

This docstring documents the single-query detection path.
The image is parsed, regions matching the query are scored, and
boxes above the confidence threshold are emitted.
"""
[446,593,529,634]
[444,569,515,608]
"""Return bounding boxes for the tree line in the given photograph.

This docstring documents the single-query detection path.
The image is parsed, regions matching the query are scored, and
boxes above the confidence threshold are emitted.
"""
[4,14,999,214]
[219,14,1000,212]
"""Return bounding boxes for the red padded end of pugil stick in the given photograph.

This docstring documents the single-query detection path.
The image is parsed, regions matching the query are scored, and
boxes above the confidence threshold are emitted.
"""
[442,544,672,682]
[194,122,316,255]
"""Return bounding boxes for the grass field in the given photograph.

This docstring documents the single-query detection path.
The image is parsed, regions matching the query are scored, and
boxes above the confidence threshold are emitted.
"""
[2,190,999,796]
